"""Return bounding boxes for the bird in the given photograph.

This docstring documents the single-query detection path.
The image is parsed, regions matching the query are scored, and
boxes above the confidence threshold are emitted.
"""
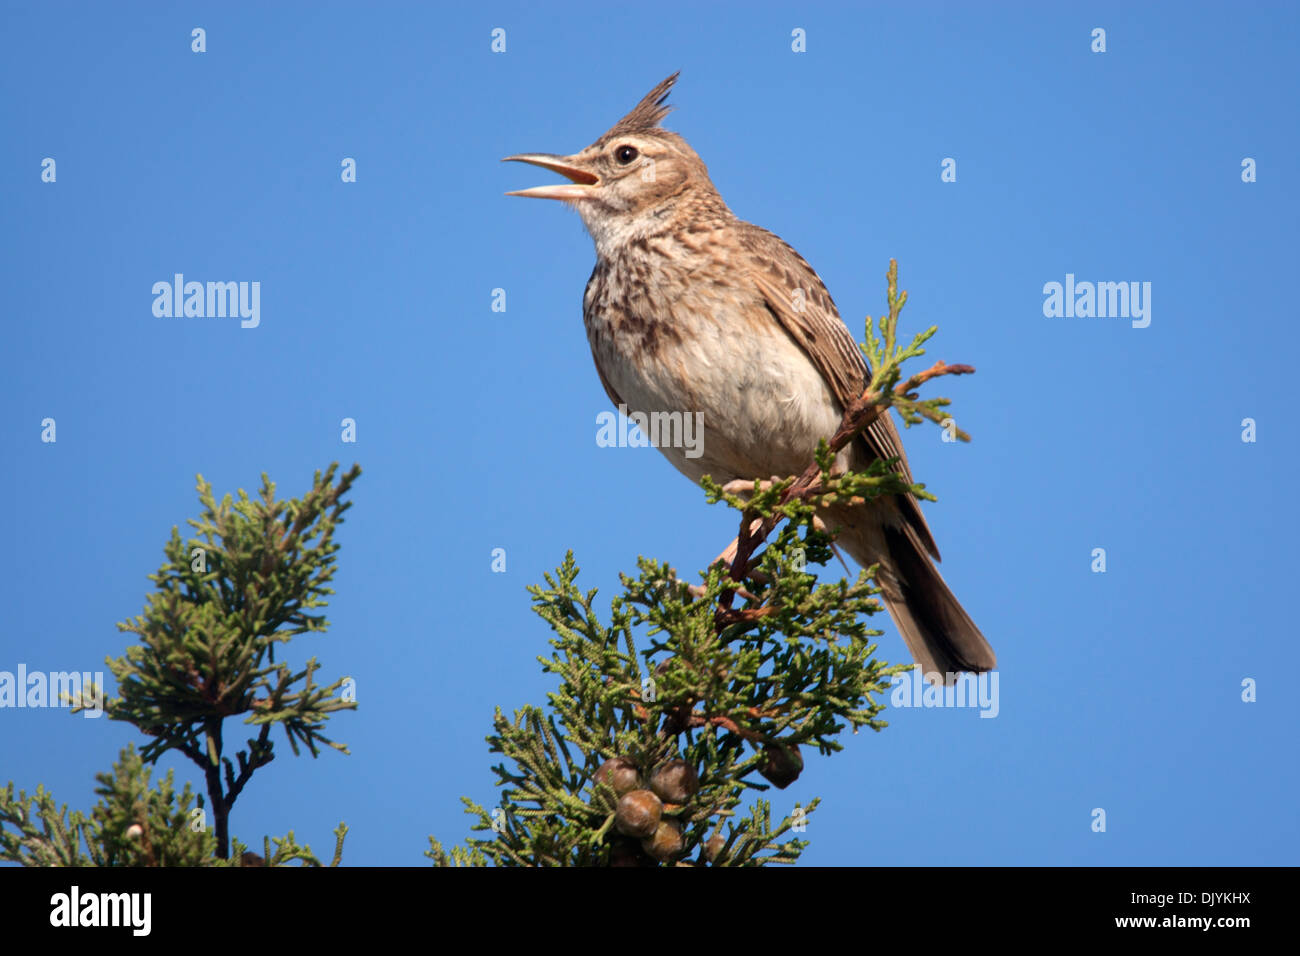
[504,72,995,684]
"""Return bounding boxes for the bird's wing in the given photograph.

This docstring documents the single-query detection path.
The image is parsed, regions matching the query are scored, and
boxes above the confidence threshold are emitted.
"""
[583,262,628,408]
[591,355,626,408]
[743,225,940,560]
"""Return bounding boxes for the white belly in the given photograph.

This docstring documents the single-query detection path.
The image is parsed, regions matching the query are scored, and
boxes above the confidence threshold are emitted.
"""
[591,295,848,485]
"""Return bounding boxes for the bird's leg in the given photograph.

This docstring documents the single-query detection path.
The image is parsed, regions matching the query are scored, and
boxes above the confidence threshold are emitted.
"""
[687,569,761,603]
[721,475,788,498]
[713,515,769,568]
[711,534,741,572]
[809,514,851,575]
[694,515,769,603]
[701,478,853,600]
[674,572,760,604]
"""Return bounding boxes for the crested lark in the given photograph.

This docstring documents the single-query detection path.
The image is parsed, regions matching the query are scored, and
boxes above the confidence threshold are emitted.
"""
[505,73,995,683]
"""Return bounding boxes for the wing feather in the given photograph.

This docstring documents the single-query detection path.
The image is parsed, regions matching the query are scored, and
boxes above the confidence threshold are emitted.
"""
[743,226,941,560]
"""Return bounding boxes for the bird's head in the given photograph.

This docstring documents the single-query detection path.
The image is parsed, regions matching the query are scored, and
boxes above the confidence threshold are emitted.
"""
[504,72,728,253]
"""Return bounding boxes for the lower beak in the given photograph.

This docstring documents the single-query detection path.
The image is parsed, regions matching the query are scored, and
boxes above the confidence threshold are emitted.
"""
[502,153,599,200]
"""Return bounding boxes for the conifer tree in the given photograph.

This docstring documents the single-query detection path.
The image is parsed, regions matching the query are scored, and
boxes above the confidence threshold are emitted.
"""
[0,464,360,866]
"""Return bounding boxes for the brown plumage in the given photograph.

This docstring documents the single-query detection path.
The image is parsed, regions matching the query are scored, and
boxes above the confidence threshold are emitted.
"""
[505,73,994,683]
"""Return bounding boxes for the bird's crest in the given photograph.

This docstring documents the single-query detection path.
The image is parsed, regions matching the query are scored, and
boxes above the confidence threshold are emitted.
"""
[604,72,679,138]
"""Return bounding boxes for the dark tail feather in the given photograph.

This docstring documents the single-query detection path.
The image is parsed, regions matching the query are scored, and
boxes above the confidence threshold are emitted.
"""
[874,524,996,685]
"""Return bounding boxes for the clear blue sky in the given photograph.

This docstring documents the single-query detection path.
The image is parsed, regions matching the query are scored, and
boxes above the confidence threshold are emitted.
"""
[2,1,1296,866]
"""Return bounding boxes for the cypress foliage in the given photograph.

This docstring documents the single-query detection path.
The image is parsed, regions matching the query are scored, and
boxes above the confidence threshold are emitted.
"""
[0,464,361,866]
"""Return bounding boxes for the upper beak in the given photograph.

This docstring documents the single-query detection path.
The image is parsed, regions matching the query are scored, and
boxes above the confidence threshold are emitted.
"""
[502,153,599,200]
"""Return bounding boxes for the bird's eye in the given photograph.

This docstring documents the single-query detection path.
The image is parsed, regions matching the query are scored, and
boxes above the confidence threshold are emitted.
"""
[615,145,639,165]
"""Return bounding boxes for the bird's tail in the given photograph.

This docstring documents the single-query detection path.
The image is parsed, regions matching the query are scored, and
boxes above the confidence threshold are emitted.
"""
[833,506,996,685]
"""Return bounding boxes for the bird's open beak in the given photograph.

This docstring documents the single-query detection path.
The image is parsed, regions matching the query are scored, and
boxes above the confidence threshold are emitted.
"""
[502,154,599,200]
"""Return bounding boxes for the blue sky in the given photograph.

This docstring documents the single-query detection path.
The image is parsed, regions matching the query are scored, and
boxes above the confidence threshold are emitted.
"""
[1,1,1296,866]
